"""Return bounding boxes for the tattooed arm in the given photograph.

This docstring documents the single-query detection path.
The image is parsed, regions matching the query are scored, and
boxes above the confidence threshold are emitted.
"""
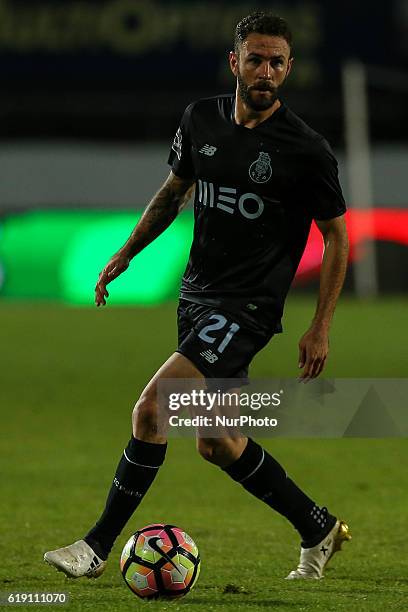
[95,172,195,306]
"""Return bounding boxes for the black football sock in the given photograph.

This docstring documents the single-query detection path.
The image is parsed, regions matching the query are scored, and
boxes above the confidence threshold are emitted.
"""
[223,438,336,545]
[84,436,167,559]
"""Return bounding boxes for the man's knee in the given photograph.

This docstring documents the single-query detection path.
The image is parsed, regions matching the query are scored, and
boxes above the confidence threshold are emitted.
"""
[197,439,218,463]
[197,437,246,467]
[132,390,158,436]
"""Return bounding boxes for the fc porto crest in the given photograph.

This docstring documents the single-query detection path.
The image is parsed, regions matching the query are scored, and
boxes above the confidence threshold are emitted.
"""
[249,151,272,184]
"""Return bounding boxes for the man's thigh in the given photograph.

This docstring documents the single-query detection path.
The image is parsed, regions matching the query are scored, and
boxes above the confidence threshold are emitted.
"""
[141,352,204,397]
[133,352,204,440]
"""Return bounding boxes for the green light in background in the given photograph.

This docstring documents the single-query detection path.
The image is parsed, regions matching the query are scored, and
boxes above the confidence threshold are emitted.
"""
[0,210,193,305]
[61,214,193,305]
[0,210,100,299]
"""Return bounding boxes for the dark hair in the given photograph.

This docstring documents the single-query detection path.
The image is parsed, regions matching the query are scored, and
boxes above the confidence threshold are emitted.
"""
[234,11,293,54]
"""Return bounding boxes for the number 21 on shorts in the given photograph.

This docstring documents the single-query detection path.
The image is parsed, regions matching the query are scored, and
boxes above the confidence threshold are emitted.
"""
[198,314,240,354]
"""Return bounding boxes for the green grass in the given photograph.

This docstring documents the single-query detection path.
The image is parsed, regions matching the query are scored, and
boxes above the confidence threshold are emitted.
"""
[0,297,407,611]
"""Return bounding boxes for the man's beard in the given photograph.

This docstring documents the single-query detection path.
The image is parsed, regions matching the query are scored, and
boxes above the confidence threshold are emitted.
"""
[237,71,279,111]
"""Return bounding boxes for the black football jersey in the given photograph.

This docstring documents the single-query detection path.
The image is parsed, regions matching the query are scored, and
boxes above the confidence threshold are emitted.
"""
[168,94,346,332]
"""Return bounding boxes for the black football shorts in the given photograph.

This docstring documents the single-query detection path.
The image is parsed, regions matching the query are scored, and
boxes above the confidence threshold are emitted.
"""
[176,299,273,379]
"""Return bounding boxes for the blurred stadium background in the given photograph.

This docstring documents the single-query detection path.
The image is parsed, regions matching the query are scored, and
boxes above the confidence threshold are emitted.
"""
[1,3,407,610]
[0,0,407,303]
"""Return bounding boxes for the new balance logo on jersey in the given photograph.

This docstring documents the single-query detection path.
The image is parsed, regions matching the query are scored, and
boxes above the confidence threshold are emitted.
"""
[171,127,182,160]
[197,179,265,220]
[200,349,219,363]
[199,144,217,156]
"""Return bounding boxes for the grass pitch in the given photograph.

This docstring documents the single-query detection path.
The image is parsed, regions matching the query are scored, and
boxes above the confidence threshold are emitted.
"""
[0,297,407,611]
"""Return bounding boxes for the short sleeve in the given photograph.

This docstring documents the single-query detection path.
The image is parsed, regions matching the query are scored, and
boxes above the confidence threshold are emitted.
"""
[305,139,346,221]
[167,103,195,179]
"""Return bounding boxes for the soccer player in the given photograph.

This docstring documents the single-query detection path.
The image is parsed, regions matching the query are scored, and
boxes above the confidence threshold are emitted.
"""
[44,12,350,581]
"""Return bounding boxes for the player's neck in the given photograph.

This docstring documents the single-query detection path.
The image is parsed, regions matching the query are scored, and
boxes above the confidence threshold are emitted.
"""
[234,95,281,129]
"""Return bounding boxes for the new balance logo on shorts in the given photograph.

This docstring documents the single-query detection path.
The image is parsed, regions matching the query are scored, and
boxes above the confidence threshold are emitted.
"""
[199,144,217,156]
[200,349,219,363]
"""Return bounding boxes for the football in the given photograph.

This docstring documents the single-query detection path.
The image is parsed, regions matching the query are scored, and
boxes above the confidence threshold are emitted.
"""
[120,524,200,599]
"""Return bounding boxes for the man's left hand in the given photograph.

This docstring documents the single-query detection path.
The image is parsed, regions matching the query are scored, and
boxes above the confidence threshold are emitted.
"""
[298,327,329,381]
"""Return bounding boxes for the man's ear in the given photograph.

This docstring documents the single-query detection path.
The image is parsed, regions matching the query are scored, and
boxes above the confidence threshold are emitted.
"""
[229,51,238,77]
[286,56,294,78]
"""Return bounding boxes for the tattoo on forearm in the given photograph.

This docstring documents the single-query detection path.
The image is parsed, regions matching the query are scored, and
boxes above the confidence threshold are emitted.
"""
[124,176,194,258]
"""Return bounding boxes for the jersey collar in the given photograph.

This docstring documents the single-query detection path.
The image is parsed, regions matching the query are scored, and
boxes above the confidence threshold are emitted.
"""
[230,94,285,130]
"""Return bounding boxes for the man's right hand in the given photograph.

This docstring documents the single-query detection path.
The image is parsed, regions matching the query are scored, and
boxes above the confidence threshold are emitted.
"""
[94,173,194,307]
[95,252,130,306]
